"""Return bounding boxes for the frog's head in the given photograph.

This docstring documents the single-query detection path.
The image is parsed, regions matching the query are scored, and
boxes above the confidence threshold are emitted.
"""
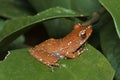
[74,23,92,44]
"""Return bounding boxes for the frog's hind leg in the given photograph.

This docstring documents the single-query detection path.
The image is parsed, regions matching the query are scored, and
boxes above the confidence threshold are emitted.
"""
[29,49,59,67]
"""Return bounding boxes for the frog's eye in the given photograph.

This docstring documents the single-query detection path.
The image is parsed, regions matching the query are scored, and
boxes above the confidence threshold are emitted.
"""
[79,30,86,39]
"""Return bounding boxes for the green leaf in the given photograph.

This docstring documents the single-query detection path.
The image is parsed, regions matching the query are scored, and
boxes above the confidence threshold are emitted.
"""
[0,20,5,31]
[100,21,120,80]
[28,0,100,38]
[0,0,32,18]
[43,18,80,38]
[0,7,80,49]
[0,36,27,56]
[99,0,120,38]
[0,44,114,80]
[28,0,100,14]
[4,35,27,50]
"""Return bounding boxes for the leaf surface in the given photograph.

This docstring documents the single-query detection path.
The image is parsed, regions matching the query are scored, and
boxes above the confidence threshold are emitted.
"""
[0,44,114,80]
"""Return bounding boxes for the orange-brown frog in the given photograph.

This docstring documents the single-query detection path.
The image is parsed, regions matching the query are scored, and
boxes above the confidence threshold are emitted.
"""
[29,24,92,67]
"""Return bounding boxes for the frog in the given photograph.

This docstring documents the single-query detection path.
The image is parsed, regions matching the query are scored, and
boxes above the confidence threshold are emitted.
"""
[29,23,92,67]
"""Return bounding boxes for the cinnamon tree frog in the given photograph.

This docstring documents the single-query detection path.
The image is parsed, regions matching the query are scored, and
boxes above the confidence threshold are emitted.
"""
[29,24,92,67]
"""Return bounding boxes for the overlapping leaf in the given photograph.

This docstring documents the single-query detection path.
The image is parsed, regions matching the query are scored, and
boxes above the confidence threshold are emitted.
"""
[28,0,101,38]
[0,7,80,49]
[99,0,120,38]
[100,21,120,80]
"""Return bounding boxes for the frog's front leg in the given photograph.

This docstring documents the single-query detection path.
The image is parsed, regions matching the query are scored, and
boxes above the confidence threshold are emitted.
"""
[29,49,59,67]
